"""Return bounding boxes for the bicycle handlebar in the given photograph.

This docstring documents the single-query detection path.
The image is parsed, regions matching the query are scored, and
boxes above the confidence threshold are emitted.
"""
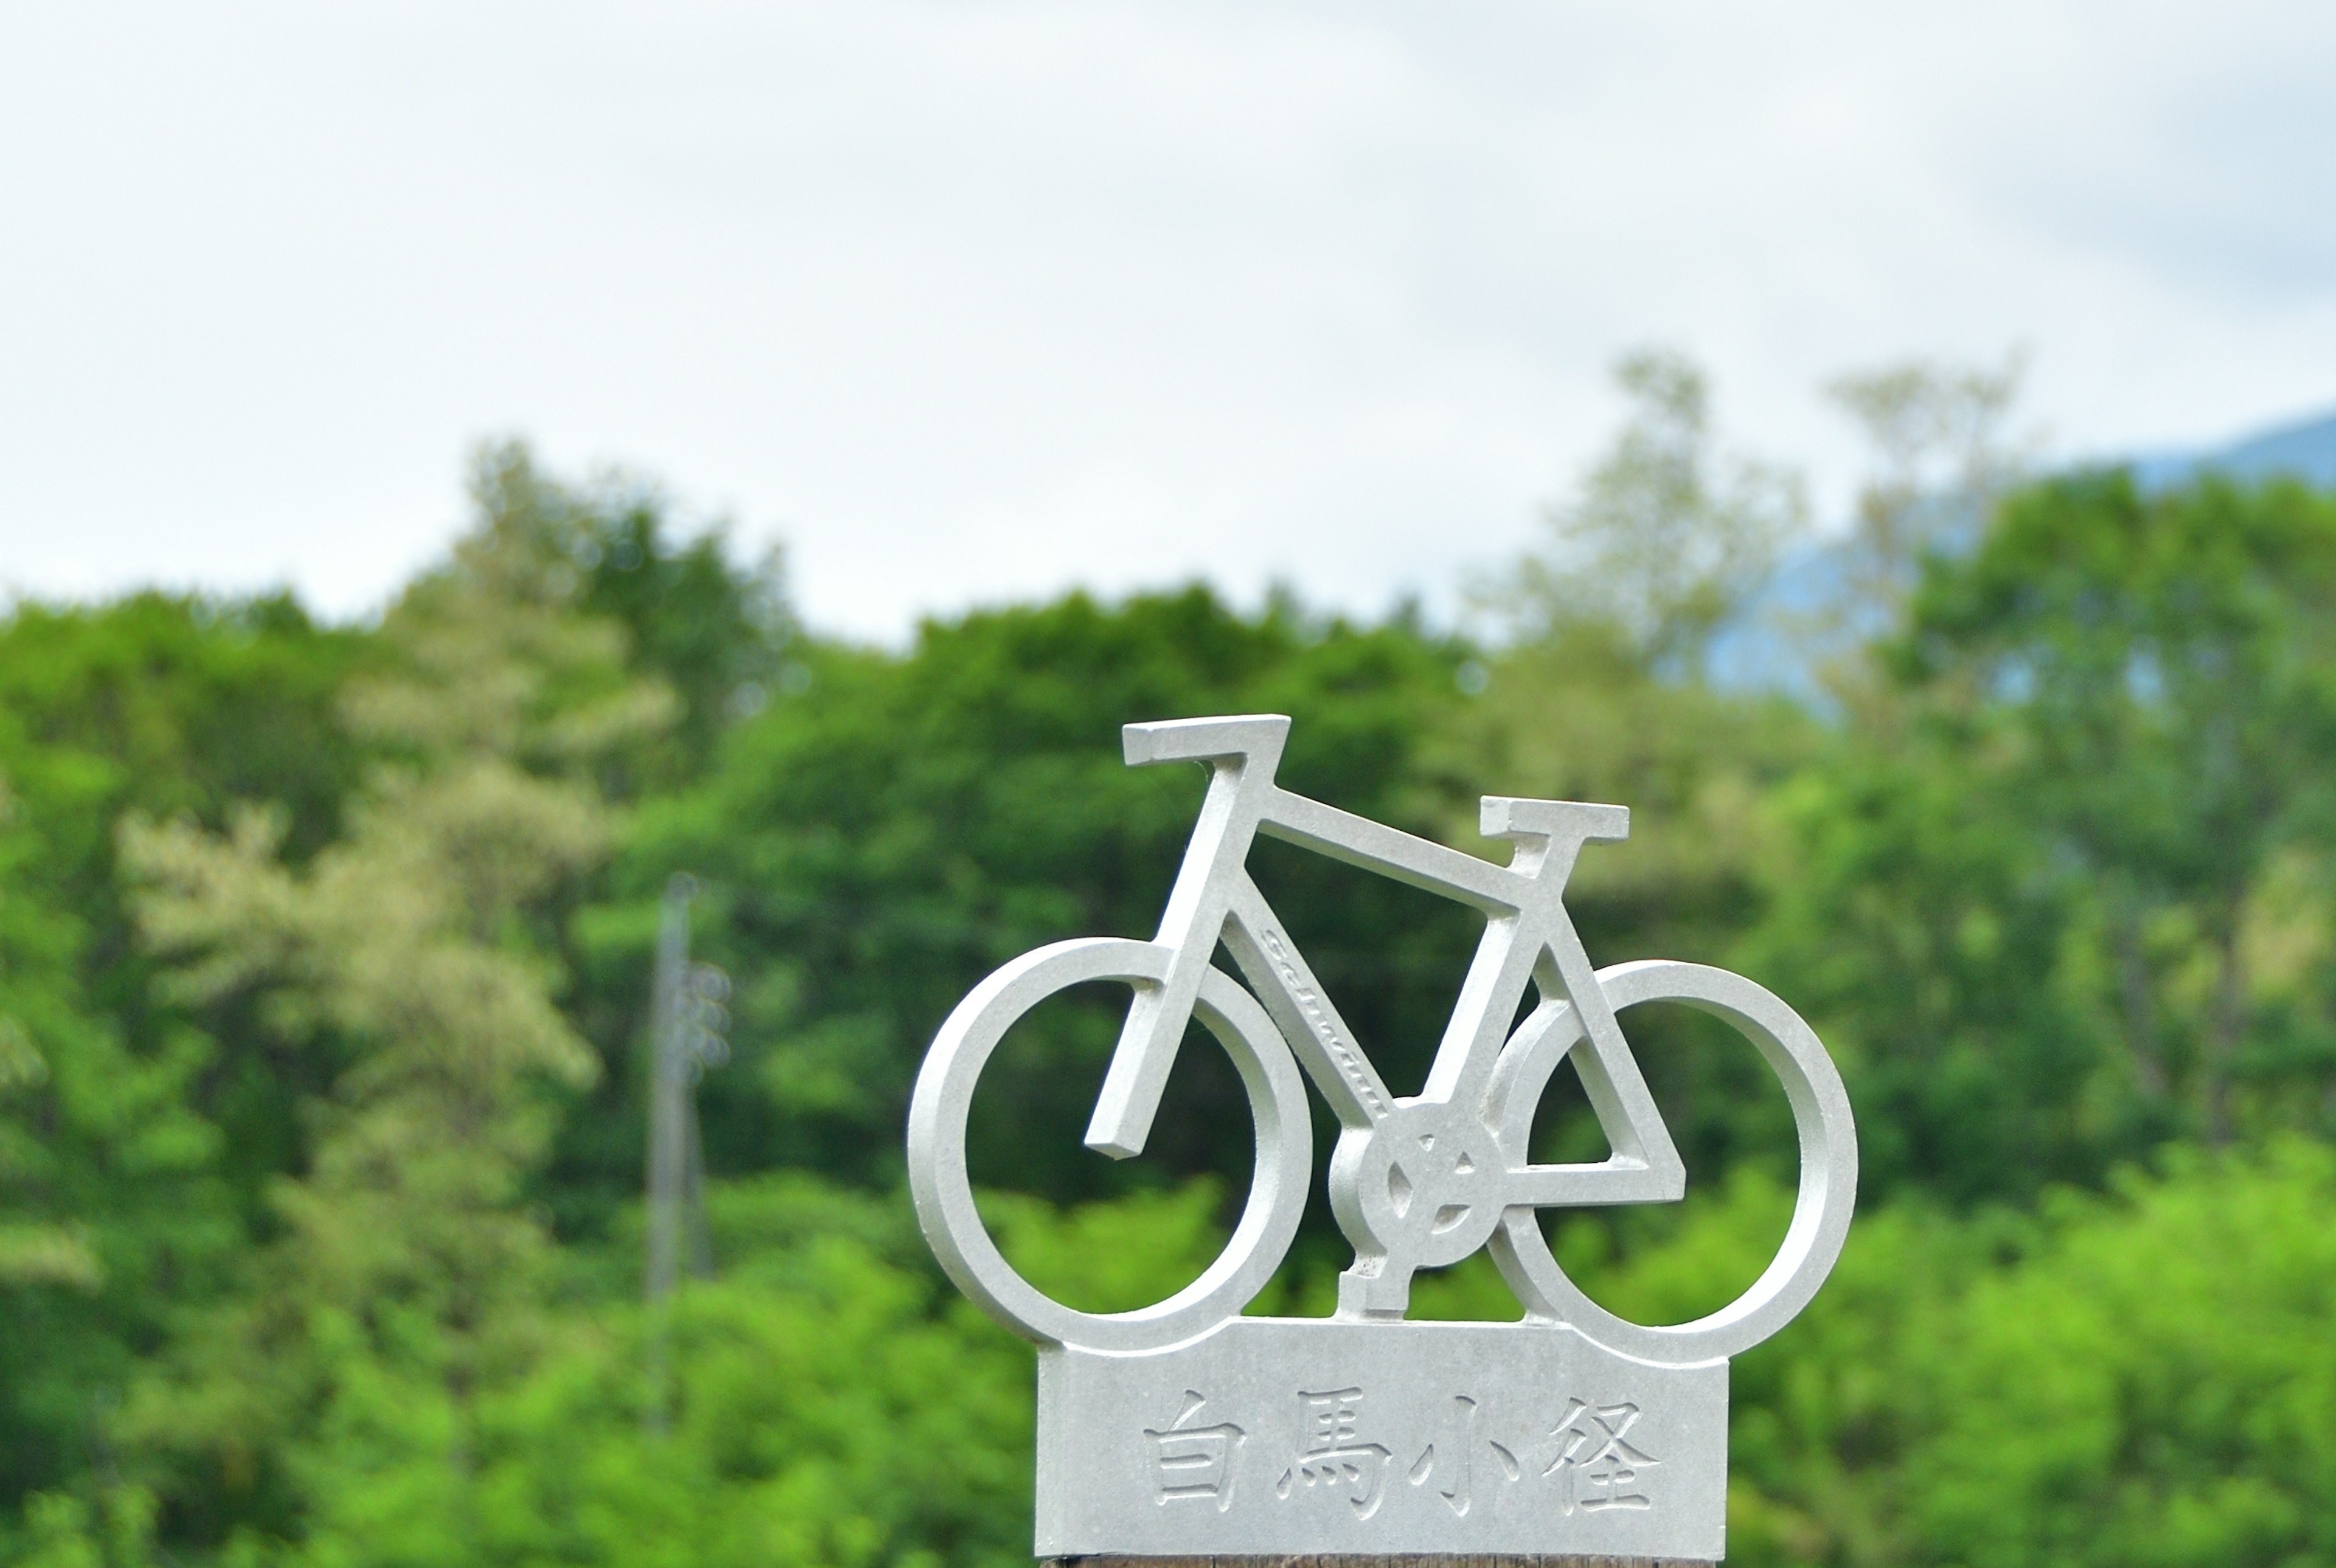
[1122,713,1290,769]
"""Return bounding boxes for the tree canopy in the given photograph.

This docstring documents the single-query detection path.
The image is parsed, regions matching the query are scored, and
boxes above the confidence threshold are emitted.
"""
[9,406,2336,1567]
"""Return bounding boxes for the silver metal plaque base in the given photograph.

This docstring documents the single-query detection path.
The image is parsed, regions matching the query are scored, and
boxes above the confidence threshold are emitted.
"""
[1035,1319,1727,1563]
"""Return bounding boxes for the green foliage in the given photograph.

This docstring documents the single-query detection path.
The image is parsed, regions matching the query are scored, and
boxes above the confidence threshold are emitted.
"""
[1822,352,2029,638]
[0,592,361,866]
[1901,1142,2336,1566]
[0,592,357,1516]
[1506,347,1807,675]
[1740,738,2113,1202]
[10,429,2336,1568]
[462,442,796,788]
[259,1215,1032,1568]
[109,482,667,1554]
[1903,470,2336,1143]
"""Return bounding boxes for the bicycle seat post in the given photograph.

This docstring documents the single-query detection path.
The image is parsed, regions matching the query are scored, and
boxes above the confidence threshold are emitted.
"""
[1083,715,1293,1159]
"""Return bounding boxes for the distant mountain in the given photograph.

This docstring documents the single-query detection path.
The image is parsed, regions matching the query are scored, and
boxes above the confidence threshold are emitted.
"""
[1707,403,2336,695]
[2130,408,2336,490]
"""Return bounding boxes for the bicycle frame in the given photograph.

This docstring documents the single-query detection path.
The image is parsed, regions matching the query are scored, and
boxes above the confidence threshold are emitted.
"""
[1086,714,1685,1314]
[909,710,1857,1358]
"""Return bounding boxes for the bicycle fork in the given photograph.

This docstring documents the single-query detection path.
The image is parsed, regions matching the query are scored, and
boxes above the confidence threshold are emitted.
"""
[1083,715,1296,1161]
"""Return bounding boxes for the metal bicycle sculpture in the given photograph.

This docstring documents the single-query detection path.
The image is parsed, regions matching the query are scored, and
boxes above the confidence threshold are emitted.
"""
[908,715,1857,1558]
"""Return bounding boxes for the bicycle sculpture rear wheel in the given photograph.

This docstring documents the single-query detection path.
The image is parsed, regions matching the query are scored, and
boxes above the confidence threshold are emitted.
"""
[906,937,1313,1353]
[1484,959,1858,1364]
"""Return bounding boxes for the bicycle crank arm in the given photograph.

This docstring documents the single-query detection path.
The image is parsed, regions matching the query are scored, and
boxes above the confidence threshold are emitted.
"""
[1327,1099,1516,1319]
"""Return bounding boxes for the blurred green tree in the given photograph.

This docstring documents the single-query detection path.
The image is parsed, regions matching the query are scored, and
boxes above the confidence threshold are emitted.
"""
[9,429,2336,1568]
[114,482,669,1558]
[459,442,796,790]
[1824,353,2030,634]
[1907,1142,2336,1567]
[1902,470,2336,1145]
[0,594,360,1525]
[1503,346,1808,677]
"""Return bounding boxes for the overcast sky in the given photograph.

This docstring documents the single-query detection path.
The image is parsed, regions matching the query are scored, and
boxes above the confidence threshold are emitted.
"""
[5,2,2334,639]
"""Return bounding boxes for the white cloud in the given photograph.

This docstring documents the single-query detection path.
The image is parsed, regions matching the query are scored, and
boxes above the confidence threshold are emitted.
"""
[3,1,2334,638]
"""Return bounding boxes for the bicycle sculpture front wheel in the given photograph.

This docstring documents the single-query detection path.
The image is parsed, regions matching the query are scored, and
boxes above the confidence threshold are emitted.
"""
[1485,959,1858,1365]
[907,937,1313,1353]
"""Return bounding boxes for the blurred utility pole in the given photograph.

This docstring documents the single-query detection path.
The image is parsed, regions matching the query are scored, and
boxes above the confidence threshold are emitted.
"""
[644,873,729,1435]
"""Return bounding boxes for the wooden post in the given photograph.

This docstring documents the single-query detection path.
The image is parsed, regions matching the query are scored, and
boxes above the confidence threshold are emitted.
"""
[1051,1561,1709,1568]
[1051,1556,1705,1568]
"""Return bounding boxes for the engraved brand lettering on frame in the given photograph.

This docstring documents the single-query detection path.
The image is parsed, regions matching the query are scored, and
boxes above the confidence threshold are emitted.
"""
[1257,926,1386,1117]
[1142,1391,1246,1510]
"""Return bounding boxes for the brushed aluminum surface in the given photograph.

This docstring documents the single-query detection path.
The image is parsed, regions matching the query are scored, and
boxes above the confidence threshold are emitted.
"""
[902,714,1858,1560]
